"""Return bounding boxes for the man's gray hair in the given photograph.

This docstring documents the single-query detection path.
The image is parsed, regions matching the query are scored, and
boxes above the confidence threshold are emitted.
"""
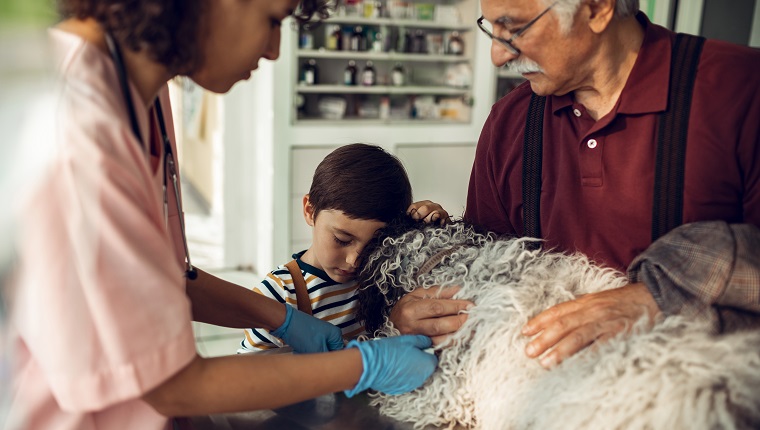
[547,0,639,33]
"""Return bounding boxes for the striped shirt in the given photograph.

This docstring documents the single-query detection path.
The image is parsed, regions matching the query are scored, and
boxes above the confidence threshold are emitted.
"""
[238,251,366,352]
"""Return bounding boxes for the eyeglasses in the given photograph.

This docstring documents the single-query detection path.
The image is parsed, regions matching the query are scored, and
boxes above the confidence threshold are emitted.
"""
[477,1,558,56]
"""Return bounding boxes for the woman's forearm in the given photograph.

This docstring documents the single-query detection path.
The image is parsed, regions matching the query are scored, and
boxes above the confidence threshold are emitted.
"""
[186,268,286,331]
[143,350,363,416]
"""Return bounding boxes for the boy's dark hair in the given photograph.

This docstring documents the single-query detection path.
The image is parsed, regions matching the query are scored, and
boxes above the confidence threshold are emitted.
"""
[57,0,331,75]
[308,143,413,223]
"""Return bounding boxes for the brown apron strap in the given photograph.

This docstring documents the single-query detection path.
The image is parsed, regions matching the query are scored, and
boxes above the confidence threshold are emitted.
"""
[284,259,312,315]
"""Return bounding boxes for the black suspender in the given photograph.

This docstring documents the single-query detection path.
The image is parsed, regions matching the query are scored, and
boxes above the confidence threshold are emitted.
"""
[651,34,705,241]
[523,93,546,240]
[521,33,705,243]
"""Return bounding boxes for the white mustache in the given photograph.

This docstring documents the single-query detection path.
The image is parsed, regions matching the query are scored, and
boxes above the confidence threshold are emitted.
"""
[506,58,543,74]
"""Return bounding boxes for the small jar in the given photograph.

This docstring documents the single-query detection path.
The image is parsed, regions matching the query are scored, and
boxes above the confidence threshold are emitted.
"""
[344,60,357,85]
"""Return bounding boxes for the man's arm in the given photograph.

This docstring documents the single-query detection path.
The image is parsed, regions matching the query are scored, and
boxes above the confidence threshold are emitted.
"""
[628,220,760,332]
[522,221,760,368]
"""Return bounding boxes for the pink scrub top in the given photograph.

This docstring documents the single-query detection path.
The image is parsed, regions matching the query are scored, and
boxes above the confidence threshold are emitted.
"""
[7,29,197,429]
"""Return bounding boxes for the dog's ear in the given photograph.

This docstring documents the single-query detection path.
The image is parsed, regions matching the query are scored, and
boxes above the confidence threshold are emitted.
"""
[355,217,422,333]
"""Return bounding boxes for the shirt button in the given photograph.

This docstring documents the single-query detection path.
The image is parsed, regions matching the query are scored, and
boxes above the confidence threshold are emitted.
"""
[573,108,582,117]
[587,139,598,149]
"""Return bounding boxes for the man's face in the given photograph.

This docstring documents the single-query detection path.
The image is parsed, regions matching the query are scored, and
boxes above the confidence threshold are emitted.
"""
[480,0,595,96]
[303,204,386,284]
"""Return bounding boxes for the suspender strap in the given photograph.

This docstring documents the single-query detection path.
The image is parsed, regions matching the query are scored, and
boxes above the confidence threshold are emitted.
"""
[652,33,705,241]
[284,259,312,315]
[523,93,547,240]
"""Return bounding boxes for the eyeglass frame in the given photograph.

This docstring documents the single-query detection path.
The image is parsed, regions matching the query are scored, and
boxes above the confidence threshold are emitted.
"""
[477,1,558,56]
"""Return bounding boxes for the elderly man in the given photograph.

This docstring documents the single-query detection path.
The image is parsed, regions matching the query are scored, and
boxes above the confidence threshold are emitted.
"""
[390,0,760,367]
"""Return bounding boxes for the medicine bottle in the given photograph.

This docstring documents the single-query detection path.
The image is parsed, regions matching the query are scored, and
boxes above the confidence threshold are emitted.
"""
[412,29,427,54]
[402,29,412,53]
[362,60,376,86]
[351,26,364,51]
[344,60,358,85]
[301,59,318,85]
[448,31,464,55]
[326,25,342,50]
[372,32,384,52]
[299,28,314,50]
[391,63,405,86]
[379,96,390,120]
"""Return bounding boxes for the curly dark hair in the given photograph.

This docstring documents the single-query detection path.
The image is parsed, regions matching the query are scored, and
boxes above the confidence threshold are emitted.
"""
[57,0,332,74]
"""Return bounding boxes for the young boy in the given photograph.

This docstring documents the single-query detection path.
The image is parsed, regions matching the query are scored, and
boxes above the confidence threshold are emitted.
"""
[239,143,446,352]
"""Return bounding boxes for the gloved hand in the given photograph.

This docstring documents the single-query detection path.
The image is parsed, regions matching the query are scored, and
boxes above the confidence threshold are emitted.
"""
[270,304,344,353]
[344,335,438,397]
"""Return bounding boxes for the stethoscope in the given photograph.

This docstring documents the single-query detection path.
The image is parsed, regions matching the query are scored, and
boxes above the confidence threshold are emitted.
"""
[105,33,198,280]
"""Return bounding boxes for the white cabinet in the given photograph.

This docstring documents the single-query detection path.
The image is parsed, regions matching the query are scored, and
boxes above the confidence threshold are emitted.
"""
[396,143,476,218]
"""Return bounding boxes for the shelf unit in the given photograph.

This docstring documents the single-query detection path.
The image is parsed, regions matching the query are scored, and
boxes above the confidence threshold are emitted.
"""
[293,2,479,124]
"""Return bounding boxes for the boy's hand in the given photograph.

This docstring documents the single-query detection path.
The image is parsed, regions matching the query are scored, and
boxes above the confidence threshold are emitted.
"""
[408,200,451,226]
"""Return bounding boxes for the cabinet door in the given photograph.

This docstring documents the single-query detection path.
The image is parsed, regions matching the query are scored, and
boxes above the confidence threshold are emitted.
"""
[397,143,476,219]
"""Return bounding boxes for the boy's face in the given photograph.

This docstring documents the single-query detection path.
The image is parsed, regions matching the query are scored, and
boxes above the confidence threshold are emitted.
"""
[301,196,386,283]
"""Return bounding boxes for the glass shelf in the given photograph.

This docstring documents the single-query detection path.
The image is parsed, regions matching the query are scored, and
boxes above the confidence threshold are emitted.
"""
[296,49,469,62]
[294,117,470,125]
[323,16,472,31]
[295,84,470,95]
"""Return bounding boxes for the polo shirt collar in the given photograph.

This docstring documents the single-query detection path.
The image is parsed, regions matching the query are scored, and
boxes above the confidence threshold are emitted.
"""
[551,12,671,115]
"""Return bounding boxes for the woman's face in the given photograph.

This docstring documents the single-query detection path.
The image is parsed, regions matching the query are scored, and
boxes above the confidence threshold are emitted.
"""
[190,0,301,93]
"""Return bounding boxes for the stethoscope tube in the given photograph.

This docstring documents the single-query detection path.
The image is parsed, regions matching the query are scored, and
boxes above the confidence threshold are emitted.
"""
[105,32,197,280]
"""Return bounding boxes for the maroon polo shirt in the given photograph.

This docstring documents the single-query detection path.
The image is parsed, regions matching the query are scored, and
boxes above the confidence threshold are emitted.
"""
[465,13,760,271]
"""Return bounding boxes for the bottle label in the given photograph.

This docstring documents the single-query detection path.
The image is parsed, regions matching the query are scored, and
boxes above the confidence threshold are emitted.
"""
[362,70,374,86]
[392,70,404,86]
[305,70,315,85]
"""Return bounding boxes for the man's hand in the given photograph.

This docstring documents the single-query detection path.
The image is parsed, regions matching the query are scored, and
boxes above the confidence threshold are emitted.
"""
[522,283,661,368]
[408,200,451,226]
[389,286,473,345]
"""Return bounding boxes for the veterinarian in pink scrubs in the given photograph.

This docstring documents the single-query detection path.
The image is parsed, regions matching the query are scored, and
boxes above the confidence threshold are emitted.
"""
[6,1,437,429]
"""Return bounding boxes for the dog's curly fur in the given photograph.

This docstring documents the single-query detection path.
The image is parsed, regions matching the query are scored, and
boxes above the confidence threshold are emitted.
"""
[354,221,760,430]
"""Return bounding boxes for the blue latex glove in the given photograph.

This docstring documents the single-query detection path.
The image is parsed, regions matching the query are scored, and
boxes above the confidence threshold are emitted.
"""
[344,335,438,397]
[270,304,344,353]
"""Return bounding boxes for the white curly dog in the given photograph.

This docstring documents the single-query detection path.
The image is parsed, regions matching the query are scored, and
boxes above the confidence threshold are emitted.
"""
[354,222,760,430]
